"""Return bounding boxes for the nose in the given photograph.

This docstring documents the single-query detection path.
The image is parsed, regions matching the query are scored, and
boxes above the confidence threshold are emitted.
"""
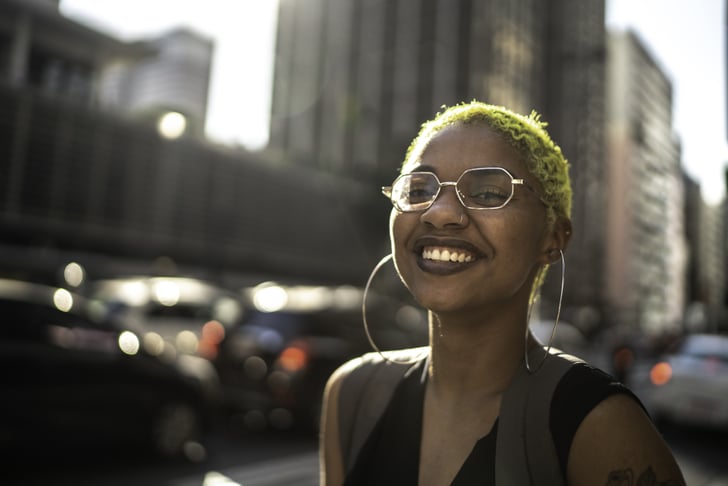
[420,182,467,228]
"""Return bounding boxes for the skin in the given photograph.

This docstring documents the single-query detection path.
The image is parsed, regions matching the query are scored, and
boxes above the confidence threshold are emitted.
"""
[320,122,685,486]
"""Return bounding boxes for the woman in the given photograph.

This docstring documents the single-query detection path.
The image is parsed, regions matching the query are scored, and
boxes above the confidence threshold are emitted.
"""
[320,102,685,485]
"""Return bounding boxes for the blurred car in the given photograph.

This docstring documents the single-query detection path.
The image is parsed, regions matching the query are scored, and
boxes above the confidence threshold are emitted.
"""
[88,276,245,359]
[87,276,246,397]
[641,333,728,429]
[214,282,428,432]
[0,278,212,464]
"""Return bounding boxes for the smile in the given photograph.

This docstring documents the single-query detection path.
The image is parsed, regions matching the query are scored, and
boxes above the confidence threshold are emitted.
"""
[422,246,475,263]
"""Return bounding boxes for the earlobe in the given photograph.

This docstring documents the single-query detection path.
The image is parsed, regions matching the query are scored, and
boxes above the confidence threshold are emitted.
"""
[539,217,572,265]
[546,248,562,263]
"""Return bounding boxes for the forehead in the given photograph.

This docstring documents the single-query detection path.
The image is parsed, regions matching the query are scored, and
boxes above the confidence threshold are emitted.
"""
[406,123,528,177]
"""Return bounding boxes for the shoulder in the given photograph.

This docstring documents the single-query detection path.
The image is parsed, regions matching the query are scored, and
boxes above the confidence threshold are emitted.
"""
[568,394,685,485]
[319,347,428,486]
[553,361,636,416]
[560,366,686,485]
[326,346,429,395]
[320,353,377,486]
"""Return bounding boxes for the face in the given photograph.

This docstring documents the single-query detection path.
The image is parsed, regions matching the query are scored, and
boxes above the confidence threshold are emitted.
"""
[390,122,555,314]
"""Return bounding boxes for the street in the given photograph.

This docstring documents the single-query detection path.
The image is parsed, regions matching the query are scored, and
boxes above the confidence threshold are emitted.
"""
[6,420,727,486]
[661,424,728,486]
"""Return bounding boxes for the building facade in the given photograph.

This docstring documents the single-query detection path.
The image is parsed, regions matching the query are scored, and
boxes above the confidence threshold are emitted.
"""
[269,0,605,178]
[0,0,380,287]
[0,0,149,105]
[605,30,687,336]
[695,200,727,331]
[0,0,213,139]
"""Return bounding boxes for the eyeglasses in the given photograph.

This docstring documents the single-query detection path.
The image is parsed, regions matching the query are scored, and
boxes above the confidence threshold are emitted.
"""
[382,167,540,212]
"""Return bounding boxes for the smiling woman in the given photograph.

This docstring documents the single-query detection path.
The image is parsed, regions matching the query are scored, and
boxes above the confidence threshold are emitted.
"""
[319,101,686,486]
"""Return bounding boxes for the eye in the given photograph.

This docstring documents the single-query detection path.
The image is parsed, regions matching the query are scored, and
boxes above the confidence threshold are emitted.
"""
[398,173,437,204]
[465,185,510,207]
[407,181,434,203]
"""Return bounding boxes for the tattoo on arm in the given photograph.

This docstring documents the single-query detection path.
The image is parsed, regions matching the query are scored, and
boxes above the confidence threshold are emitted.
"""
[605,466,681,486]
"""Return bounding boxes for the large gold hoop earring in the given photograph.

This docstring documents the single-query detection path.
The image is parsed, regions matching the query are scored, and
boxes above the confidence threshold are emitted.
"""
[362,254,426,365]
[525,249,565,374]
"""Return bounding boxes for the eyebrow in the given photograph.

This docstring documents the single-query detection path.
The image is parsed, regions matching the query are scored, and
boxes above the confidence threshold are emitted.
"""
[407,164,437,174]
[407,164,526,179]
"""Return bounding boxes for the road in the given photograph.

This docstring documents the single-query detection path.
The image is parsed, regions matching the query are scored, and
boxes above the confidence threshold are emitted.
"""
[661,424,728,486]
[7,421,727,486]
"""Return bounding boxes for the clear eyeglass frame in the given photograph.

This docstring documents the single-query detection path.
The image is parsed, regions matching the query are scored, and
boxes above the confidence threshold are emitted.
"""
[381,166,540,212]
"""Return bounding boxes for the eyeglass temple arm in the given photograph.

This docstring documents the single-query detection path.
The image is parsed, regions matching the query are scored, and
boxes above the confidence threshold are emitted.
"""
[382,186,393,197]
[513,178,549,207]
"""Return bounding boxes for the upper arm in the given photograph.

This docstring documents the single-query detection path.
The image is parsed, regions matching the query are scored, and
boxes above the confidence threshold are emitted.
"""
[319,361,354,486]
[566,394,686,485]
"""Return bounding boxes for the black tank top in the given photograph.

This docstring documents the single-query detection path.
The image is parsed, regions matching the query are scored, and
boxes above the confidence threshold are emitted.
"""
[344,359,640,485]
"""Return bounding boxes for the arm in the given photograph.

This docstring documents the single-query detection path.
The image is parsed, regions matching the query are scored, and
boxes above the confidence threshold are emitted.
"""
[319,363,349,486]
[566,394,685,485]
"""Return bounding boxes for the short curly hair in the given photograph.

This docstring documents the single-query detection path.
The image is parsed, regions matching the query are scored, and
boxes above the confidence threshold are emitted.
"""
[400,101,572,301]
[402,101,572,224]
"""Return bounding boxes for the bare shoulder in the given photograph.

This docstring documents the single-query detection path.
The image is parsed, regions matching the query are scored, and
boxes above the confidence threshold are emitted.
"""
[327,356,364,392]
[567,393,686,486]
[319,357,364,486]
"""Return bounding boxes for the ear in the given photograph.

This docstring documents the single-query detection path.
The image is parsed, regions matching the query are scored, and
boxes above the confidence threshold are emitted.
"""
[538,217,572,265]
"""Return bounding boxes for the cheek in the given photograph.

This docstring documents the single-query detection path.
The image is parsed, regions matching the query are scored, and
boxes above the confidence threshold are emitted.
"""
[508,230,550,278]
[476,214,546,263]
[388,209,398,246]
[389,209,411,251]
[389,212,416,285]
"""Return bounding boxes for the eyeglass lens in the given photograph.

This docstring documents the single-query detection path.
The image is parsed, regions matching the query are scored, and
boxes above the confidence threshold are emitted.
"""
[391,168,514,211]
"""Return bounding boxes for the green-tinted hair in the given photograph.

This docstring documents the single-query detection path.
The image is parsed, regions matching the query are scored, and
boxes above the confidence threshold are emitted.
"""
[402,101,572,301]
[402,101,572,224]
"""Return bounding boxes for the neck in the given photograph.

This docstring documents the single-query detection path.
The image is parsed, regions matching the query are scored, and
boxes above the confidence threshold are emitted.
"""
[426,308,529,399]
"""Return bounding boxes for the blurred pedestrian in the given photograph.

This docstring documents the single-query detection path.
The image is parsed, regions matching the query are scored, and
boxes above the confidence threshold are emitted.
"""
[319,101,685,485]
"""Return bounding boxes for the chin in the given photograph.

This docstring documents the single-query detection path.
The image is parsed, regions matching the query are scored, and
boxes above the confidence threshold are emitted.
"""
[406,285,465,314]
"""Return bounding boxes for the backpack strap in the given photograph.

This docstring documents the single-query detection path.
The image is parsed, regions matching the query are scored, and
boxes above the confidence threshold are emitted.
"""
[495,346,584,486]
[337,347,429,473]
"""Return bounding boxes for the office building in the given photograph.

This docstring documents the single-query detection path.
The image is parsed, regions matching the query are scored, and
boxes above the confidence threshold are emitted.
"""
[605,30,686,336]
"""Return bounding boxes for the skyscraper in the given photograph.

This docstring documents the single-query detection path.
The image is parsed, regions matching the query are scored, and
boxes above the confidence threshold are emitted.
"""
[605,30,686,335]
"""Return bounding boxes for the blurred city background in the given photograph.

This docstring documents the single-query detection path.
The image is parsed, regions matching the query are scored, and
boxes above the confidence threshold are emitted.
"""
[1,0,727,484]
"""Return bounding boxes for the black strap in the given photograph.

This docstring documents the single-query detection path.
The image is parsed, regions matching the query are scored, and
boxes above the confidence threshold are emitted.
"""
[496,347,583,486]
[338,347,428,472]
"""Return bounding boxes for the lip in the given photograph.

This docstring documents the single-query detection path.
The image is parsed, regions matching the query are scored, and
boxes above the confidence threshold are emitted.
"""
[413,236,486,275]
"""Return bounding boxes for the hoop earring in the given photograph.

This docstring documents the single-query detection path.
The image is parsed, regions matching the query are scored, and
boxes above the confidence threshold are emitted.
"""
[524,249,565,374]
[362,254,426,365]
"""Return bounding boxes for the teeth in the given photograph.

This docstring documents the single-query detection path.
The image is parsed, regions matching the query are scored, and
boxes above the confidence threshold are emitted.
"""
[422,247,474,263]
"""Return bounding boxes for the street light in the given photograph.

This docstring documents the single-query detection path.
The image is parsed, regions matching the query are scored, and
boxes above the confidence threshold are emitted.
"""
[157,111,187,139]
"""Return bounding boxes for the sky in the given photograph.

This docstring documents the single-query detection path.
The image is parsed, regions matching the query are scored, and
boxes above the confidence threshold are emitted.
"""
[59,0,727,204]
